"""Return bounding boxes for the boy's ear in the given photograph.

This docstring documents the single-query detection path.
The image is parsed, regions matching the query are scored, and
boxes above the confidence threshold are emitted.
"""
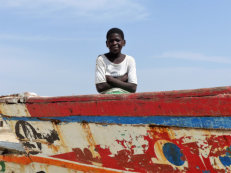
[123,40,126,46]
[106,40,109,47]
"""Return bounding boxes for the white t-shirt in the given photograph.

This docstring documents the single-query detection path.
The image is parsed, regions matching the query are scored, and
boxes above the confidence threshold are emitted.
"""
[95,54,137,84]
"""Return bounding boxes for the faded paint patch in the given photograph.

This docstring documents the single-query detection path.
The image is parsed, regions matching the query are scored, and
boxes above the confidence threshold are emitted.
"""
[0,103,30,117]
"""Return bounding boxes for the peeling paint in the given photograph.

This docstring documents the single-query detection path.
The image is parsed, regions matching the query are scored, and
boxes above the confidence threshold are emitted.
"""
[1,86,231,172]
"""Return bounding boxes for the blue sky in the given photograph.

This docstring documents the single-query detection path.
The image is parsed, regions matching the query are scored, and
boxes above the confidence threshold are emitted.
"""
[1,0,231,96]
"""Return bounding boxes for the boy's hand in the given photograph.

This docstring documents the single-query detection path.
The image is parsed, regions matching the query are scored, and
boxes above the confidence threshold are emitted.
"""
[106,75,114,83]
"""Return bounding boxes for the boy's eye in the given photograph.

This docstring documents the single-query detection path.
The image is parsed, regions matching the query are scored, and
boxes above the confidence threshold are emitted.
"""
[109,39,121,43]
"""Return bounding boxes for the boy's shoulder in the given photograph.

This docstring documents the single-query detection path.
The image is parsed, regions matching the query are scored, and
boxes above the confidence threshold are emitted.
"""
[97,54,105,60]
[125,54,135,62]
[96,54,109,65]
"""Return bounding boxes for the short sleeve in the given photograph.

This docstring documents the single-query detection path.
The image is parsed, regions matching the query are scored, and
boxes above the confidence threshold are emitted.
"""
[127,56,137,84]
[95,56,106,84]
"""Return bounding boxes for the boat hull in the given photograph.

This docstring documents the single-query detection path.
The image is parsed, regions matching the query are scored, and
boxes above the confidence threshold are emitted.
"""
[1,86,231,172]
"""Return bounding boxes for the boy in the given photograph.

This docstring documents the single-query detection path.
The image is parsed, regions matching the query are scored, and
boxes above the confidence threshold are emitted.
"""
[95,28,137,94]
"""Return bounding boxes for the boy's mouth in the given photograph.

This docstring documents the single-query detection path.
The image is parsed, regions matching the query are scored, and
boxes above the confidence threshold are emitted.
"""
[112,46,119,49]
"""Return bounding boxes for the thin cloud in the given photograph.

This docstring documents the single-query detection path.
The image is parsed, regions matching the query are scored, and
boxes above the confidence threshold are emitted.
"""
[154,51,231,64]
[0,0,149,21]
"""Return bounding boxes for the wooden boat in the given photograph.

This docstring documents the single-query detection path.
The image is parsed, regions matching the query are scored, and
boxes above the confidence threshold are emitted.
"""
[0,86,231,172]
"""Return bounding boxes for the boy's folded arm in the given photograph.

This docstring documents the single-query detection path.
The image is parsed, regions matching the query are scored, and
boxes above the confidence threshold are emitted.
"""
[96,73,136,93]
[96,82,113,93]
[106,75,137,93]
[114,73,128,82]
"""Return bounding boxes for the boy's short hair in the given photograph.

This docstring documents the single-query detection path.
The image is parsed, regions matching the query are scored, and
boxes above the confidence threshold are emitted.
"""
[106,28,124,40]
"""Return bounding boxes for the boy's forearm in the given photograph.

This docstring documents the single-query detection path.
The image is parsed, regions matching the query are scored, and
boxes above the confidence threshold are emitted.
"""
[96,82,113,93]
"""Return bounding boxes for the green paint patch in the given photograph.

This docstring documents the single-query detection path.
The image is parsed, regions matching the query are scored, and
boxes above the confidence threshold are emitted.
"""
[0,161,5,172]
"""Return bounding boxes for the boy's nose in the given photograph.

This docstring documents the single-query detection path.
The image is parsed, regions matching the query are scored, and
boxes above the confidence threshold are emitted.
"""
[112,40,117,45]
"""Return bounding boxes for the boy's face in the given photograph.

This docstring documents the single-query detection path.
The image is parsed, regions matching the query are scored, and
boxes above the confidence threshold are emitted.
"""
[106,33,125,54]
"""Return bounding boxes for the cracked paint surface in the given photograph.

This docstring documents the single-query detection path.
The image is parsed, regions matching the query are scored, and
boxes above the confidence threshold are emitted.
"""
[0,86,231,172]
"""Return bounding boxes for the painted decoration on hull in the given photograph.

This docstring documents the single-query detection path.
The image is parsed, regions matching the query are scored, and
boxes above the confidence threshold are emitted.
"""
[1,86,231,172]
[2,118,231,173]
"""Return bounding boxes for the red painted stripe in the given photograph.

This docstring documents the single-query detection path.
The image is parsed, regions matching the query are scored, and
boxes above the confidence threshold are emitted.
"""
[30,155,122,172]
[51,151,78,162]
[26,86,231,117]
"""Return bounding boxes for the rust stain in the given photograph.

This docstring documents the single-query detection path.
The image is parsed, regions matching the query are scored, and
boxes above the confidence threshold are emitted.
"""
[81,122,101,160]
[154,140,167,162]
[30,163,36,172]
[20,165,26,173]
[51,123,69,153]
[149,125,175,140]
[44,164,49,173]
[47,142,60,153]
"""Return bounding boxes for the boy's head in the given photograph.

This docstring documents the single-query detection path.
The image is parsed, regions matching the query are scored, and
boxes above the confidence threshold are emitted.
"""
[106,28,126,54]
[106,28,124,40]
